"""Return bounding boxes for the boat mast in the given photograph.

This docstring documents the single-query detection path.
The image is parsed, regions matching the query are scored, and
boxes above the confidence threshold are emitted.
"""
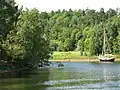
[103,28,106,56]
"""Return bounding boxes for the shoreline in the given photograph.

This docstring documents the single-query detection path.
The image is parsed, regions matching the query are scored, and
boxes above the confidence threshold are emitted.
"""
[49,58,120,62]
[51,51,120,63]
[49,59,99,62]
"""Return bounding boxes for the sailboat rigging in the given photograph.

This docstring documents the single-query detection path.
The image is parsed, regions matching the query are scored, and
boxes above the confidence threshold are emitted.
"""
[98,28,115,62]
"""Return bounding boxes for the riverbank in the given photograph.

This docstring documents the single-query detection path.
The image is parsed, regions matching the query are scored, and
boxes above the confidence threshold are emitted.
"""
[49,58,120,63]
[49,59,98,62]
[49,51,120,62]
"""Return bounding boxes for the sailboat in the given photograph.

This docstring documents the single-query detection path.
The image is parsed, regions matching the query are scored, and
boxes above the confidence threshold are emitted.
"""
[98,28,115,62]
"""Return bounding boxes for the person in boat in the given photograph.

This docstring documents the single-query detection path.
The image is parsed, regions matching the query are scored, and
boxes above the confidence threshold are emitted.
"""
[57,62,64,67]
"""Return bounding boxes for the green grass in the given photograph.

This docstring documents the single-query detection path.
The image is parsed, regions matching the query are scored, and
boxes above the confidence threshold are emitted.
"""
[50,51,97,60]
[49,51,120,62]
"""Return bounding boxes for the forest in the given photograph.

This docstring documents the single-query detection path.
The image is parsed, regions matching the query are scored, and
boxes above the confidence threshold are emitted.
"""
[48,8,120,56]
[0,0,120,69]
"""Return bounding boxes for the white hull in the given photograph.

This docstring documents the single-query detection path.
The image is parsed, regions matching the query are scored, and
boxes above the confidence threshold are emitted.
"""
[98,56,115,62]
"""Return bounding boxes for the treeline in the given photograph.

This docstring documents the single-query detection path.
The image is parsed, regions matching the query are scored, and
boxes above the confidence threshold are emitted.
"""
[47,8,120,56]
[0,0,52,69]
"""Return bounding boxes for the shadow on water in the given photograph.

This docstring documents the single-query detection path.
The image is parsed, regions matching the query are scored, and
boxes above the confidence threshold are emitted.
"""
[0,68,51,90]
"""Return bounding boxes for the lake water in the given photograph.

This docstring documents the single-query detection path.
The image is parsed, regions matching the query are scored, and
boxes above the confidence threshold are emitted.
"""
[0,62,120,90]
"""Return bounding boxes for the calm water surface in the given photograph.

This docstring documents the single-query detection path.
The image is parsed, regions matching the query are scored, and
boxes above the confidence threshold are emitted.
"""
[0,62,120,90]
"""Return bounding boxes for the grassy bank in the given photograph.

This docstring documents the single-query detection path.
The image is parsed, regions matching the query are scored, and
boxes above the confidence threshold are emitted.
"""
[49,51,97,62]
[49,51,120,62]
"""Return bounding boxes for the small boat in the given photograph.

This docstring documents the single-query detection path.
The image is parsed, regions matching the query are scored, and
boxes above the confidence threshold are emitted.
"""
[98,28,115,63]
[98,54,115,62]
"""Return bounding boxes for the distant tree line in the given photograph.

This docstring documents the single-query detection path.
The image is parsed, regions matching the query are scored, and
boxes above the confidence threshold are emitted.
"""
[47,8,120,56]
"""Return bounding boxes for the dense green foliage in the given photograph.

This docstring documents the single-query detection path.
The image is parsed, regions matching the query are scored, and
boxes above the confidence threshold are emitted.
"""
[0,0,20,41]
[48,8,120,56]
[0,0,51,69]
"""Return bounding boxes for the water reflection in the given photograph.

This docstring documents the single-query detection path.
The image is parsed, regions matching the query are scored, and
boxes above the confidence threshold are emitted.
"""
[0,68,50,90]
[0,62,120,90]
[45,62,120,90]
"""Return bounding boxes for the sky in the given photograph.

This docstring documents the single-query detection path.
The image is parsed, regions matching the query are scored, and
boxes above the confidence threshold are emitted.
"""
[15,0,120,12]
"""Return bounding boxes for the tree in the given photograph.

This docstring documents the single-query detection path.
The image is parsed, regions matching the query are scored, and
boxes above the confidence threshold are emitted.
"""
[0,0,22,64]
[77,39,84,56]
[0,0,21,41]
[5,9,51,67]
[64,38,72,51]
